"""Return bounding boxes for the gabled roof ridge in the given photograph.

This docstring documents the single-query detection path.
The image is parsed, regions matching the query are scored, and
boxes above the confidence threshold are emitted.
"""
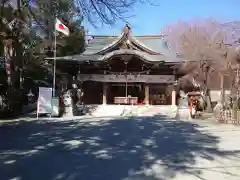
[95,33,126,54]
[91,35,119,38]
[134,35,164,38]
[90,35,163,38]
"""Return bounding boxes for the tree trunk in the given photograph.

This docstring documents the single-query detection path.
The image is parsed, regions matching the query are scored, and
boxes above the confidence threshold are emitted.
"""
[3,40,14,112]
[205,88,213,112]
[1,0,23,116]
[203,63,213,112]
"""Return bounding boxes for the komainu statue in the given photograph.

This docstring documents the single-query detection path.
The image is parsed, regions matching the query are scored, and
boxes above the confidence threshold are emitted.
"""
[62,89,74,117]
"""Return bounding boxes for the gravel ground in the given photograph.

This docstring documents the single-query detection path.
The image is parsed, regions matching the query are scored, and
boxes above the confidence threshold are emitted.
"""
[0,116,240,180]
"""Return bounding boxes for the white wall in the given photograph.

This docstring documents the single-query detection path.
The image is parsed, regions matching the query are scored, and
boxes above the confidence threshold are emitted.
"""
[210,90,231,102]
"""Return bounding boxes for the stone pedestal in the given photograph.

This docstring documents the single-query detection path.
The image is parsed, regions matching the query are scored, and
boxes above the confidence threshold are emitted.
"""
[213,101,223,119]
[63,106,74,117]
[62,90,74,118]
[176,91,191,120]
[176,107,192,120]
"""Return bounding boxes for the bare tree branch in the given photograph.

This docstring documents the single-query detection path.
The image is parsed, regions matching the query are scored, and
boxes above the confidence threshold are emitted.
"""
[75,0,149,27]
[162,19,237,112]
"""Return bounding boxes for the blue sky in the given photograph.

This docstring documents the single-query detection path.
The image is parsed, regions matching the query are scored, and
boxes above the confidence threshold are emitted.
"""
[85,0,240,36]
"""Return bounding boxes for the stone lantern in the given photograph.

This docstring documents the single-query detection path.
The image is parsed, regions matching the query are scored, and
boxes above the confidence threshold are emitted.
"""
[27,89,35,104]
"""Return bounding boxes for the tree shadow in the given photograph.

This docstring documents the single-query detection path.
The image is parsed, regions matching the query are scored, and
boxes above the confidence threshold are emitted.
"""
[0,115,239,180]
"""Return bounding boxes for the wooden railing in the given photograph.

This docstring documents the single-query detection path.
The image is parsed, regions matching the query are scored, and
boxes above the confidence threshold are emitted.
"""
[114,97,138,105]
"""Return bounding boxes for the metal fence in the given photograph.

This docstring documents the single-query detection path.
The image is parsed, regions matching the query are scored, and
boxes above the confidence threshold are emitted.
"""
[215,109,240,124]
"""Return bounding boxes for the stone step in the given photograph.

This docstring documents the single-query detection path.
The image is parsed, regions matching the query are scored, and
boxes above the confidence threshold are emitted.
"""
[91,105,126,116]
[90,105,178,118]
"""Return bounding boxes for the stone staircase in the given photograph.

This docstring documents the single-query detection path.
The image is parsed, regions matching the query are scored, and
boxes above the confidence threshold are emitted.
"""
[140,105,177,118]
[122,105,177,118]
[91,105,126,116]
[88,105,178,118]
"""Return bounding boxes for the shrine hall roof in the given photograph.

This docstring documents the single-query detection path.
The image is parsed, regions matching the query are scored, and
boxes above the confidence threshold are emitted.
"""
[51,25,182,63]
[58,49,179,63]
[83,35,172,55]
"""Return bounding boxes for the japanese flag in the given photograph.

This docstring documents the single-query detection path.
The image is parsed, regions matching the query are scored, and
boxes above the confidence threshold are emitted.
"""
[55,18,70,36]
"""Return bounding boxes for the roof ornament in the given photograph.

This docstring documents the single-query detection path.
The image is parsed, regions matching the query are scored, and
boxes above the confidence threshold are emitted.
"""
[122,23,131,35]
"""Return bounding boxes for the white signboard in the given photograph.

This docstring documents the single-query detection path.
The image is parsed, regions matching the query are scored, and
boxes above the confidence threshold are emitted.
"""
[210,90,221,102]
[77,74,175,83]
[37,87,52,115]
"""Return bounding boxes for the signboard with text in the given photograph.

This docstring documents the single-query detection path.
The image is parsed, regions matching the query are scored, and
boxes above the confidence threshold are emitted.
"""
[37,87,52,114]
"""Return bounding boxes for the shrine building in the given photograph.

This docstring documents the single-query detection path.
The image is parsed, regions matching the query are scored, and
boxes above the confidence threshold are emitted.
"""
[55,24,184,105]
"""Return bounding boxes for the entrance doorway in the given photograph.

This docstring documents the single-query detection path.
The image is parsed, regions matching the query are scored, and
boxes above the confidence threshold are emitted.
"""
[107,83,144,104]
[82,81,102,104]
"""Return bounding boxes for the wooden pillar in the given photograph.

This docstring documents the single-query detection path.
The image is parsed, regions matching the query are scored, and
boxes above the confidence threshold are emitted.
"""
[102,83,108,105]
[144,84,149,105]
[172,89,176,106]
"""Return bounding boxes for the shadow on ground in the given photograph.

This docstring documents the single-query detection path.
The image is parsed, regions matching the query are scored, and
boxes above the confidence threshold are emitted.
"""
[0,115,239,180]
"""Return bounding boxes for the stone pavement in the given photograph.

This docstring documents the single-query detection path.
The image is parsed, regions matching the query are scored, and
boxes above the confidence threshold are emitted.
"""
[0,115,240,180]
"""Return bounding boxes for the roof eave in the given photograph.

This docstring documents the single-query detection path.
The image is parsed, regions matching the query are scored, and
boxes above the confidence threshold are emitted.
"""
[130,37,160,55]
[94,33,126,55]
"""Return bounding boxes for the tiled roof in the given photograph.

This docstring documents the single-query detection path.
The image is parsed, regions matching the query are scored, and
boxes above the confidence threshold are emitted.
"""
[83,36,121,55]
[134,36,168,54]
[53,25,181,63]
[84,34,172,55]
[81,34,180,62]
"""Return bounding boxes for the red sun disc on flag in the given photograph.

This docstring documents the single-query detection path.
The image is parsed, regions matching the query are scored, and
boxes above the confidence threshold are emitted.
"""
[58,24,65,30]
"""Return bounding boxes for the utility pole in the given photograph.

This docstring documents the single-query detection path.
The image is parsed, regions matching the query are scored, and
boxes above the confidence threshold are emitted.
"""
[236,64,240,100]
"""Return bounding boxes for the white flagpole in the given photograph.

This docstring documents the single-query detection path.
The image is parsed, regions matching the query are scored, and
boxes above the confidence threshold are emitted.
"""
[53,19,57,97]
